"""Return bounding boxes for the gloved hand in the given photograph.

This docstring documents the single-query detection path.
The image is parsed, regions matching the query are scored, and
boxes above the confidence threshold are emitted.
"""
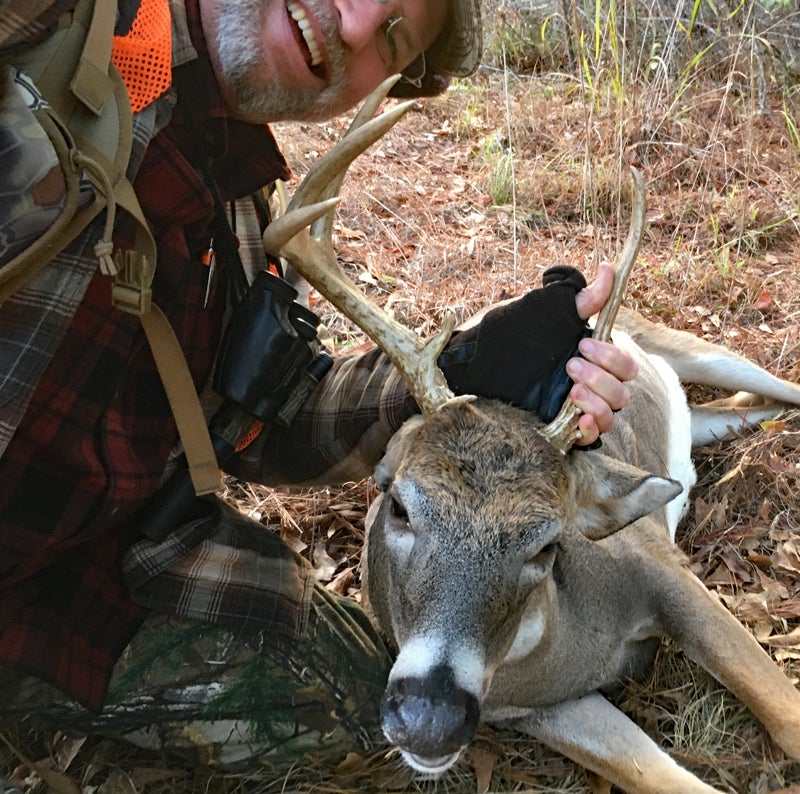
[438,266,591,423]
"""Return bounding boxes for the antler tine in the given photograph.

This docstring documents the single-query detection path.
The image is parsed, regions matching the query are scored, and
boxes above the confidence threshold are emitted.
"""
[592,166,646,342]
[263,80,469,415]
[263,100,415,255]
[541,166,647,453]
[285,97,414,210]
[313,74,404,241]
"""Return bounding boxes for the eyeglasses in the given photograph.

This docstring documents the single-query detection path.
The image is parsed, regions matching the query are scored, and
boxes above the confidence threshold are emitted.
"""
[376,9,427,88]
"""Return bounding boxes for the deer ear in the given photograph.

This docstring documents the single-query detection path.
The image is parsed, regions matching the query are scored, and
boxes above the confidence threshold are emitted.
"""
[568,453,684,540]
[375,415,426,490]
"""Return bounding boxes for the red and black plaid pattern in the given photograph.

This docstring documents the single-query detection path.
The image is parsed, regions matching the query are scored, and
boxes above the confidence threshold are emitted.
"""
[0,0,291,710]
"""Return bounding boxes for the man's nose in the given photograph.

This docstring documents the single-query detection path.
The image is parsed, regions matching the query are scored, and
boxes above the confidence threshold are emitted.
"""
[336,0,396,53]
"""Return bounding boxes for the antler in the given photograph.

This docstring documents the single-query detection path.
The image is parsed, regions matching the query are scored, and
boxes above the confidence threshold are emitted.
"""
[540,166,647,453]
[263,75,471,414]
[264,82,644,435]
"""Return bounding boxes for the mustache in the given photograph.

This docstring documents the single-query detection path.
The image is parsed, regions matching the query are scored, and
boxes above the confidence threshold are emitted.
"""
[208,0,357,122]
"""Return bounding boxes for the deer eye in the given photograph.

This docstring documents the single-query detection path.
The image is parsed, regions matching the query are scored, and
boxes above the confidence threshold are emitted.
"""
[524,543,558,573]
[385,494,415,548]
[390,496,409,521]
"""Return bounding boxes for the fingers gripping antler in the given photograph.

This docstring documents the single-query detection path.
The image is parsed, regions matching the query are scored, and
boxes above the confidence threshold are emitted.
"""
[263,76,469,414]
[540,166,647,453]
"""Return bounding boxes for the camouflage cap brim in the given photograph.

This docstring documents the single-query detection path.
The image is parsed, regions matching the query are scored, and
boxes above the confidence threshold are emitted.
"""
[429,0,482,78]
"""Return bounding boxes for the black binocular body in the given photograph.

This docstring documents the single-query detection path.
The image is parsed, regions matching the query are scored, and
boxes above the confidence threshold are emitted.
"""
[137,270,332,541]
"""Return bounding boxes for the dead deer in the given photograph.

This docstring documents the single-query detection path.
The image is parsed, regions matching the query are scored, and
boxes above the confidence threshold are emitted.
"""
[263,77,800,794]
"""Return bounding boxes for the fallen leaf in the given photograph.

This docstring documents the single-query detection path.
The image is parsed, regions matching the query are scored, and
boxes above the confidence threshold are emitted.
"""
[97,768,137,794]
[772,540,800,575]
[764,626,800,649]
[753,621,775,642]
[52,733,86,773]
[334,224,367,240]
[312,543,340,582]
[327,565,356,595]
[774,648,800,663]
[753,568,790,601]
[282,532,307,555]
[705,562,738,588]
[720,591,768,622]
[753,291,772,310]
[335,752,368,774]
[467,745,499,794]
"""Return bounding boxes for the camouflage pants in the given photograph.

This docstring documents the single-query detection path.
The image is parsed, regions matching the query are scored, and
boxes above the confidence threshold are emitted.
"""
[0,509,394,769]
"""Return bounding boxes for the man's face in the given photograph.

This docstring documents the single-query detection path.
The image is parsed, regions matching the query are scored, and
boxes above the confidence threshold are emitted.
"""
[199,0,448,122]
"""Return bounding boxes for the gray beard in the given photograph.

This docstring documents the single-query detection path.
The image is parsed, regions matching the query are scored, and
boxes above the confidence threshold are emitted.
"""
[210,0,349,122]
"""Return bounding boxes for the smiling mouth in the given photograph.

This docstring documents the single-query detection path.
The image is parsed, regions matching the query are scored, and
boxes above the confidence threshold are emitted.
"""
[286,1,326,78]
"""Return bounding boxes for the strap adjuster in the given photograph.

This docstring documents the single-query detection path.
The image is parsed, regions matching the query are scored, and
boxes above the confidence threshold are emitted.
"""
[112,250,152,315]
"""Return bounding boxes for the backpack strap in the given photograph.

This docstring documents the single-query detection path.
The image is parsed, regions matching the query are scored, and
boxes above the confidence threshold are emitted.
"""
[72,0,117,115]
[141,305,223,495]
[2,0,220,497]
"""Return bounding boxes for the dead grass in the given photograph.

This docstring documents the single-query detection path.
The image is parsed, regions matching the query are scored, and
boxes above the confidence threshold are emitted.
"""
[4,63,800,794]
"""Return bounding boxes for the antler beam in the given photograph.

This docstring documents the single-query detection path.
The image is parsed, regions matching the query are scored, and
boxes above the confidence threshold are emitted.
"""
[263,76,470,414]
[540,166,647,453]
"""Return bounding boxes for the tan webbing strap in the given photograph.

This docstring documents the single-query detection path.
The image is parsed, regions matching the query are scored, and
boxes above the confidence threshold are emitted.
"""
[139,305,221,495]
[109,187,219,498]
[70,0,116,115]
[106,158,158,282]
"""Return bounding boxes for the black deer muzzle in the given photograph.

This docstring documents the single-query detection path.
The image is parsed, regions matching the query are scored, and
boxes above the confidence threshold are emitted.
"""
[380,663,480,773]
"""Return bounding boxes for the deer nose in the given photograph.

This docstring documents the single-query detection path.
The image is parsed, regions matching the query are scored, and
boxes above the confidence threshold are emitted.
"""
[380,664,481,762]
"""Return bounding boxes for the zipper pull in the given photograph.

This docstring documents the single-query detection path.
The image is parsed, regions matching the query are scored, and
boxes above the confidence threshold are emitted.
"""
[202,238,216,308]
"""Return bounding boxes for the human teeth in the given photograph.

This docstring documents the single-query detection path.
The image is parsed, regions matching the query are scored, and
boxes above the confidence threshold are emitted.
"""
[287,1,323,66]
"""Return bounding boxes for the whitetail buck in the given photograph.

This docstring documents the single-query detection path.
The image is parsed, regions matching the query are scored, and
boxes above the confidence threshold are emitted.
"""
[264,77,800,794]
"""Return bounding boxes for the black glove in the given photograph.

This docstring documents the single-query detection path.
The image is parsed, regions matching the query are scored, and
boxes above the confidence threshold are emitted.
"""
[438,266,591,423]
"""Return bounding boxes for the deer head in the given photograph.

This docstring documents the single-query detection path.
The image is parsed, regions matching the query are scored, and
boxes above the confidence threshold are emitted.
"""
[364,396,682,773]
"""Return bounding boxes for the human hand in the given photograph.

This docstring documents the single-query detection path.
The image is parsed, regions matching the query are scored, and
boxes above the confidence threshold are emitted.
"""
[438,267,589,419]
[438,263,638,447]
[568,264,638,446]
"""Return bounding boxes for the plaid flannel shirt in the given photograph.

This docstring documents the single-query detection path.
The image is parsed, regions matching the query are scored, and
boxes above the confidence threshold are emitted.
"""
[0,0,415,711]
